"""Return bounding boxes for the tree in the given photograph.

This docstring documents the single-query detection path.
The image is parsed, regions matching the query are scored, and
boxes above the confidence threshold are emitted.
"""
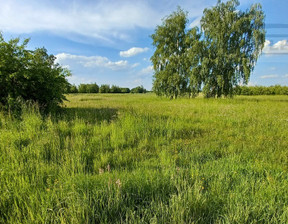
[151,8,190,99]
[199,0,265,97]
[86,83,99,93]
[0,34,71,112]
[130,86,147,93]
[120,88,130,93]
[99,84,110,93]
[110,85,121,93]
[151,0,265,98]
[69,85,78,93]
[78,84,88,93]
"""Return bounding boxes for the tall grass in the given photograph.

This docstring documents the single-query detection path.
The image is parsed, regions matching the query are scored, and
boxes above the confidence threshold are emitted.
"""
[1,94,288,223]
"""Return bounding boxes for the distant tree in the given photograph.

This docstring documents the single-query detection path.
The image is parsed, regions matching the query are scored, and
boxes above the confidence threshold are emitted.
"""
[110,85,121,93]
[131,85,147,93]
[78,84,88,93]
[69,85,78,93]
[99,84,110,93]
[120,88,130,93]
[0,34,70,112]
[86,83,99,93]
[66,83,78,93]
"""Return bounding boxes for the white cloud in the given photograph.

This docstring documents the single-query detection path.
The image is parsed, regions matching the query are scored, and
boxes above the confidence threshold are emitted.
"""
[55,52,148,88]
[263,40,288,54]
[139,65,154,75]
[120,47,149,57]
[55,53,135,71]
[260,74,279,79]
[0,0,212,43]
[283,74,288,78]
[0,0,161,43]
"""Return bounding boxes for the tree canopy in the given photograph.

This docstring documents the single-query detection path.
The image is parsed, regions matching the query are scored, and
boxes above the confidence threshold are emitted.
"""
[151,0,265,98]
[0,33,71,112]
[151,8,190,99]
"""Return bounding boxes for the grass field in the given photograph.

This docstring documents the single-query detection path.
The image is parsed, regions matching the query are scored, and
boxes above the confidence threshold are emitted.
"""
[1,93,288,223]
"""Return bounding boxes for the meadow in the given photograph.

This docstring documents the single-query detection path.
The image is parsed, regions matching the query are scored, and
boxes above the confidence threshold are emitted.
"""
[0,93,288,223]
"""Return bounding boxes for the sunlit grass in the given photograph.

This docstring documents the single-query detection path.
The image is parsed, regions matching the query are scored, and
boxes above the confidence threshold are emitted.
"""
[1,94,288,223]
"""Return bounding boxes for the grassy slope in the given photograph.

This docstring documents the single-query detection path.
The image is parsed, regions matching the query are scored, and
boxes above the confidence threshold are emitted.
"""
[1,94,288,223]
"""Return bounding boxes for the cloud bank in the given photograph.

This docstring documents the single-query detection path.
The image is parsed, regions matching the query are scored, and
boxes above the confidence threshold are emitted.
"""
[263,40,288,54]
[0,0,161,42]
[120,47,149,57]
[56,53,137,71]
[0,0,214,43]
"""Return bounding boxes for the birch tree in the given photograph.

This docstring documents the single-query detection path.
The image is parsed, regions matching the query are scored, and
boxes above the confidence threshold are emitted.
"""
[200,0,265,97]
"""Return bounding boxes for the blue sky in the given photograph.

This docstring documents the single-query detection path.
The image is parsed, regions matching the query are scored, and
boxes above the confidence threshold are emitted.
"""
[1,0,287,90]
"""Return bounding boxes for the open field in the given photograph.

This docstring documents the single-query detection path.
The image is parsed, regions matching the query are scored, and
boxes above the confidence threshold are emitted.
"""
[1,94,288,223]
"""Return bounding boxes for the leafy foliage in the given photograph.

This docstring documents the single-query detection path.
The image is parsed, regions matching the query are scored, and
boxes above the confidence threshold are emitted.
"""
[151,0,266,98]
[78,83,99,93]
[0,33,70,112]
[235,85,288,95]
[151,8,190,99]
[110,85,122,93]
[131,85,147,93]
[99,84,111,93]
[67,84,78,93]
[200,0,265,97]
[66,83,140,94]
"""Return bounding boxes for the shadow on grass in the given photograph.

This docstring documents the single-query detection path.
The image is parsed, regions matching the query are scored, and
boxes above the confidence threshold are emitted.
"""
[55,107,118,124]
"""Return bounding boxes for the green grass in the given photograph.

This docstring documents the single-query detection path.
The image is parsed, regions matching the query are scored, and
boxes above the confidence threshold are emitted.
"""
[1,93,288,223]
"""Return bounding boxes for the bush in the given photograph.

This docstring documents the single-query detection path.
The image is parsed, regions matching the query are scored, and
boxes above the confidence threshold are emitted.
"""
[0,34,70,113]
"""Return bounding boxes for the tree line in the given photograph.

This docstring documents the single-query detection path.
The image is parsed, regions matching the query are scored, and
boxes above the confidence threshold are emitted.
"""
[151,0,266,98]
[67,83,147,94]
[234,85,288,96]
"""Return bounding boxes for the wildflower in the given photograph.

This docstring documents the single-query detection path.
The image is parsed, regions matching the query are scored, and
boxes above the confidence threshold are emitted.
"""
[116,179,121,188]
[99,168,104,175]
[46,188,50,192]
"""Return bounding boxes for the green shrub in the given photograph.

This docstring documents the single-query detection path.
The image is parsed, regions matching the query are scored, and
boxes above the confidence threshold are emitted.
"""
[0,34,70,113]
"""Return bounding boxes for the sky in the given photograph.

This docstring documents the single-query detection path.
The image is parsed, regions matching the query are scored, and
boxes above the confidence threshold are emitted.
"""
[0,0,288,90]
